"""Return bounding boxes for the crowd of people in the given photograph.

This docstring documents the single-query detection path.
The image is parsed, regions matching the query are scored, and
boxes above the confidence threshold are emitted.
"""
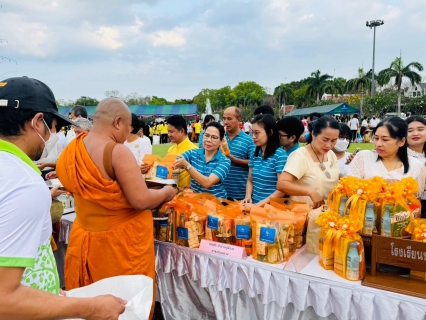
[1,76,426,319]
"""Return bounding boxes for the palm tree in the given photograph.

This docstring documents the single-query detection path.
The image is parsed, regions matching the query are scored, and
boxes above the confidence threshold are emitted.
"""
[306,70,332,103]
[345,68,373,116]
[274,84,293,117]
[322,78,345,100]
[378,57,424,117]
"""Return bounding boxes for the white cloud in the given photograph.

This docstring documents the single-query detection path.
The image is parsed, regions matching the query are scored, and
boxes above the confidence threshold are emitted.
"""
[301,13,314,20]
[150,28,188,47]
[94,27,122,49]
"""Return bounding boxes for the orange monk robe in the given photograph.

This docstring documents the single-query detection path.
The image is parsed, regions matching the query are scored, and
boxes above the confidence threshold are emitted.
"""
[56,133,155,294]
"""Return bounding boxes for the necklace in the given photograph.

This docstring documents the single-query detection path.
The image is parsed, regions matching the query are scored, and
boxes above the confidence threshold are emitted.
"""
[310,144,332,179]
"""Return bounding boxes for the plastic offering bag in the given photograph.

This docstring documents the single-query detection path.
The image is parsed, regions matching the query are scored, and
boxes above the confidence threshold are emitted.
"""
[67,275,153,320]
[305,206,326,254]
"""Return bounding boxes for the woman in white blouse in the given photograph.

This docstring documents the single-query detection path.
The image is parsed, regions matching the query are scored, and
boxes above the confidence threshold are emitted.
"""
[406,116,426,217]
[124,113,152,166]
[347,117,426,198]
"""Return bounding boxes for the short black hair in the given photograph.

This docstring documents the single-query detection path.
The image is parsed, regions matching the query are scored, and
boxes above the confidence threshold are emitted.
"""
[308,112,322,121]
[254,105,274,116]
[307,116,340,144]
[205,122,225,140]
[339,123,351,139]
[252,114,279,159]
[0,108,55,137]
[71,105,88,118]
[276,116,304,143]
[167,115,187,134]
[130,113,141,134]
[203,115,216,129]
[406,116,426,156]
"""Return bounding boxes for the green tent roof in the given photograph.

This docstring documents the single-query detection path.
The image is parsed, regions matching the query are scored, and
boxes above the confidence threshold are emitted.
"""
[58,104,198,118]
[285,103,360,117]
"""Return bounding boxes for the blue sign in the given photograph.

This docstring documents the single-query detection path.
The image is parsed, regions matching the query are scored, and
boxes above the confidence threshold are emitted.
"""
[259,227,276,244]
[207,215,219,230]
[236,225,251,240]
[177,227,189,240]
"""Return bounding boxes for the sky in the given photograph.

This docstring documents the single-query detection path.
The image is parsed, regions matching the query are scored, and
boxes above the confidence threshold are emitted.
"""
[0,0,425,103]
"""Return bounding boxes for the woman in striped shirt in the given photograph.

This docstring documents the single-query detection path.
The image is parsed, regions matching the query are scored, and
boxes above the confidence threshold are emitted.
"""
[173,122,231,198]
[242,114,287,206]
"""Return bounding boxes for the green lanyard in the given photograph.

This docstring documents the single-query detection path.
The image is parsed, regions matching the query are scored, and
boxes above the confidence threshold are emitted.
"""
[0,139,41,174]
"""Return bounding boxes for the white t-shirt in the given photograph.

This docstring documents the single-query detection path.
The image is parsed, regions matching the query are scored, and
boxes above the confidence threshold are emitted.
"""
[244,122,252,133]
[337,152,351,177]
[35,135,63,171]
[347,150,426,198]
[349,118,359,130]
[408,148,426,199]
[56,131,67,149]
[361,119,368,127]
[369,118,380,128]
[124,136,152,165]
[283,147,341,205]
[0,150,59,294]
[66,128,76,145]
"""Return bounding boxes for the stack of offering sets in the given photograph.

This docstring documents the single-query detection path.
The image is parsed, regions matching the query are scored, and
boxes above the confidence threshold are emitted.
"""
[153,190,309,264]
[316,176,421,281]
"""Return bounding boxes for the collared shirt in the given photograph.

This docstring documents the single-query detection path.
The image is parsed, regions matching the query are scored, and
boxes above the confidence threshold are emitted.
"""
[285,142,300,156]
[249,148,287,203]
[0,140,59,294]
[223,130,256,200]
[182,149,231,198]
[194,123,202,134]
[168,137,198,188]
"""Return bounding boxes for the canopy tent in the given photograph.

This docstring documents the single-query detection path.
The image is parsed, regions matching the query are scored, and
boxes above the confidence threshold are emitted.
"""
[58,104,198,118]
[285,103,360,117]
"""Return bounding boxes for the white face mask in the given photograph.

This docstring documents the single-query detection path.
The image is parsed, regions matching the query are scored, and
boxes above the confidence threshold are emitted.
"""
[32,118,57,160]
[334,138,349,152]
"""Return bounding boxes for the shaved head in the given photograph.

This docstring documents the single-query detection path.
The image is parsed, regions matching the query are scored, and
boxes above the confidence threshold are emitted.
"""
[224,106,242,120]
[94,98,131,124]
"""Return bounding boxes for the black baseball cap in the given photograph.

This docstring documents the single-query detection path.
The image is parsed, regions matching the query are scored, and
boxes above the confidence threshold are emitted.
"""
[0,76,74,128]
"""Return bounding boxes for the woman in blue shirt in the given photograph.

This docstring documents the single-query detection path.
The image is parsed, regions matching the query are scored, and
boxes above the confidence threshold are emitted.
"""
[198,114,215,148]
[242,114,288,206]
[174,122,231,198]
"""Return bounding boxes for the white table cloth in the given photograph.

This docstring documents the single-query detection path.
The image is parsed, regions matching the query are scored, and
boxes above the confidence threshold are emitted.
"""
[155,241,426,320]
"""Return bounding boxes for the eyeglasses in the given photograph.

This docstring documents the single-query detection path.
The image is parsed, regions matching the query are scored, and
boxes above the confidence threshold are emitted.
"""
[251,131,263,137]
[204,133,220,141]
[279,134,288,139]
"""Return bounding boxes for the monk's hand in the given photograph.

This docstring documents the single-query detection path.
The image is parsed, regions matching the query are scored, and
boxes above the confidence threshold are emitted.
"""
[88,295,127,320]
[140,164,150,174]
[45,171,58,180]
[163,185,177,202]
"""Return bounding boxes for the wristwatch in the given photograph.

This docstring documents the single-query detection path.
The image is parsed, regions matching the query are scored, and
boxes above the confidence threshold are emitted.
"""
[185,164,192,171]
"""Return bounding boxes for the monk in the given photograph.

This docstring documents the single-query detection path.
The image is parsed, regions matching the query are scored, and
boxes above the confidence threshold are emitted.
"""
[56,98,175,317]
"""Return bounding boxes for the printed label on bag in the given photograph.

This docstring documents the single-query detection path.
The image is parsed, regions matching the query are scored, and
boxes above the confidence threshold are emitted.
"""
[259,227,276,244]
[207,215,219,230]
[177,227,189,240]
[236,225,251,240]
[156,165,168,179]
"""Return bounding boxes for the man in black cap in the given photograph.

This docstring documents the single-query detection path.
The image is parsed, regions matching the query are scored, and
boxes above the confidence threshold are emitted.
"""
[0,77,126,319]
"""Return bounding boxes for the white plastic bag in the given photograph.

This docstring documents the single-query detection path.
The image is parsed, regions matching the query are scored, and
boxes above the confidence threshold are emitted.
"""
[66,275,153,320]
[305,206,325,254]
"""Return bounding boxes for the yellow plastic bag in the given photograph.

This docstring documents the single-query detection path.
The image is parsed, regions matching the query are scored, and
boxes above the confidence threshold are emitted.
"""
[315,210,341,269]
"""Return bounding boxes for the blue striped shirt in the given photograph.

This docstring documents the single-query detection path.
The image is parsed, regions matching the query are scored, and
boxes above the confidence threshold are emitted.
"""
[182,149,230,199]
[198,130,205,148]
[223,130,256,200]
[249,148,288,203]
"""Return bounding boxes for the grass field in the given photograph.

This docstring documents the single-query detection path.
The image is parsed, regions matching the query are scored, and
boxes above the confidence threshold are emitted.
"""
[152,141,374,157]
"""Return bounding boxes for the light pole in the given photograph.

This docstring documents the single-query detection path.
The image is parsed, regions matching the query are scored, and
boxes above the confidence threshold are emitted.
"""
[366,20,384,97]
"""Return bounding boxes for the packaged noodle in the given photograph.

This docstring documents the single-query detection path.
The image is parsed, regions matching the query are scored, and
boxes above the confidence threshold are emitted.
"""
[250,209,295,264]
[332,217,365,280]
[234,215,251,254]
[158,155,178,179]
[143,154,162,180]
[315,210,341,270]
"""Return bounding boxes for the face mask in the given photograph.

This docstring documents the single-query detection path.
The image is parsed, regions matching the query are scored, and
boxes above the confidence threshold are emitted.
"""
[32,118,56,160]
[334,138,349,152]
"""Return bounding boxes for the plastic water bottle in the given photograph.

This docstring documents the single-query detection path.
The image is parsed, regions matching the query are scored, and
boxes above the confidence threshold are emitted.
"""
[346,242,360,280]
[381,205,392,237]
[338,197,348,217]
[362,203,375,235]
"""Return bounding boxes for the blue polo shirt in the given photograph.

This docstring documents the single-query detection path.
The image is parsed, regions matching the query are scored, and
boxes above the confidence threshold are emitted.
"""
[285,143,300,156]
[223,130,256,200]
[182,149,230,199]
[249,148,288,204]
[198,130,205,148]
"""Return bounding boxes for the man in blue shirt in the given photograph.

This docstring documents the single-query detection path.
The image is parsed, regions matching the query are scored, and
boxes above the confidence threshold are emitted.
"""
[276,116,305,156]
[222,107,256,200]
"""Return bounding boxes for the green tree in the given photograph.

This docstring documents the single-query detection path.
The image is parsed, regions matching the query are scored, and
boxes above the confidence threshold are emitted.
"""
[274,84,293,117]
[193,89,215,114]
[174,98,193,104]
[363,91,398,117]
[212,86,232,110]
[125,93,150,105]
[293,85,314,109]
[230,81,266,107]
[377,57,424,116]
[74,96,99,107]
[306,70,332,103]
[322,78,346,99]
[150,96,171,105]
[345,68,373,116]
